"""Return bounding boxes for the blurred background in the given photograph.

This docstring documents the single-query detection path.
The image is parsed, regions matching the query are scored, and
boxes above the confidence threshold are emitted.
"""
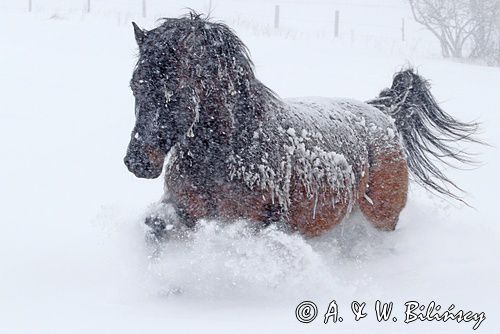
[0,0,451,59]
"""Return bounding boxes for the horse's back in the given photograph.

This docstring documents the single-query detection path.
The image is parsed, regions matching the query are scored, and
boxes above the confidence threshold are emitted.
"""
[281,96,401,169]
[284,97,397,141]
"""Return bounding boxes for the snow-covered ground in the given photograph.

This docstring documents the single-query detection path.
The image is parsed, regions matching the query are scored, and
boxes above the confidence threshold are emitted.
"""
[1,1,499,333]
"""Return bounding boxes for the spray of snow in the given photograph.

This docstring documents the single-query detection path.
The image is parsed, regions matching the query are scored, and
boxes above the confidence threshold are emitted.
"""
[133,207,395,301]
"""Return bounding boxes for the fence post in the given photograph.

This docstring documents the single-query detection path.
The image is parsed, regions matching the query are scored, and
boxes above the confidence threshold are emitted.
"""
[274,5,280,29]
[334,10,340,38]
[28,0,32,12]
[142,0,147,18]
[208,0,213,13]
[87,0,91,13]
[401,18,405,42]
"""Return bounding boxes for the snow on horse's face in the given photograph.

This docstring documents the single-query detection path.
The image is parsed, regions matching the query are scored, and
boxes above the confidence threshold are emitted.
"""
[124,16,254,179]
[124,21,190,179]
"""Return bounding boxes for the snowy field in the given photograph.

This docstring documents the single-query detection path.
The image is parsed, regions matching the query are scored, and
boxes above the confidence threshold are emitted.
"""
[1,1,499,333]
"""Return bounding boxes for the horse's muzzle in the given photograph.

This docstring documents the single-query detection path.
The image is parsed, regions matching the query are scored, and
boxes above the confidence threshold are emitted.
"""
[124,144,165,179]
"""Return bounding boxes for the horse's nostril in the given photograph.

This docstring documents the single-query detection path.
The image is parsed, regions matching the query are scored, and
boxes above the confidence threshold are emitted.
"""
[124,156,134,169]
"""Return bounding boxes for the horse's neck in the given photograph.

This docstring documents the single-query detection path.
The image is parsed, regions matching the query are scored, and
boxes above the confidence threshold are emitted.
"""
[177,80,277,165]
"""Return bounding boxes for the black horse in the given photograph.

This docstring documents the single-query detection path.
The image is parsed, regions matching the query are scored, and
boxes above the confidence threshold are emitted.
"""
[124,13,479,239]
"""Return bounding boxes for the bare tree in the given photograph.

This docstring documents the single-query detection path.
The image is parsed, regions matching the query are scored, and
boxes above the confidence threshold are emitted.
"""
[469,0,500,65]
[408,0,477,58]
[409,0,500,64]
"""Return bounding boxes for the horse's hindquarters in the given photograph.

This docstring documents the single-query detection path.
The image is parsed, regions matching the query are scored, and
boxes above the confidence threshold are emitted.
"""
[358,149,409,231]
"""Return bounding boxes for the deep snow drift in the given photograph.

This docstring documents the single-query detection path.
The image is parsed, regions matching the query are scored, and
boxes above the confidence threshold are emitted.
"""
[0,2,499,333]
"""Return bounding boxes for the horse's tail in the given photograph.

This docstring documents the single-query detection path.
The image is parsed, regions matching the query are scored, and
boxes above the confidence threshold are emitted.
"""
[368,68,481,203]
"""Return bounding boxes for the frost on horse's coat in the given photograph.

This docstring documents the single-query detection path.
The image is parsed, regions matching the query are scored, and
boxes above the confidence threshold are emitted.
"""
[124,13,479,239]
[226,97,401,214]
[163,94,406,236]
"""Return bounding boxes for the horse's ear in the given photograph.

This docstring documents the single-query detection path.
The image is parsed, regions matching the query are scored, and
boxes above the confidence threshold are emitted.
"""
[132,22,146,45]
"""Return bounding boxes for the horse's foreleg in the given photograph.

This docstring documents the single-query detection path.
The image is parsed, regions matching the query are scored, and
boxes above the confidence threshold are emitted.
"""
[144,192,197,244]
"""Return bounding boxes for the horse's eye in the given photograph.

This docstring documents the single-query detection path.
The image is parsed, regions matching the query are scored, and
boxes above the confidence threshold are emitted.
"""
[130,81,140,93]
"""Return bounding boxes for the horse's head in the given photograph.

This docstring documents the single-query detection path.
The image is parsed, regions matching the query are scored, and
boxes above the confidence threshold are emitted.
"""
[124,13,265,178]
[124,20,189,178]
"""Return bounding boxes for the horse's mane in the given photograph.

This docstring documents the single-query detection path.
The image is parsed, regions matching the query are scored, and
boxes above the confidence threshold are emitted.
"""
[159,11,257,77]
[158,11,277,103]
[142,11,280,142]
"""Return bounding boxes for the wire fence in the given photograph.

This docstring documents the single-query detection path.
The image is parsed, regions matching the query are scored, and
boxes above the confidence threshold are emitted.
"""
[0,0,440,56]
